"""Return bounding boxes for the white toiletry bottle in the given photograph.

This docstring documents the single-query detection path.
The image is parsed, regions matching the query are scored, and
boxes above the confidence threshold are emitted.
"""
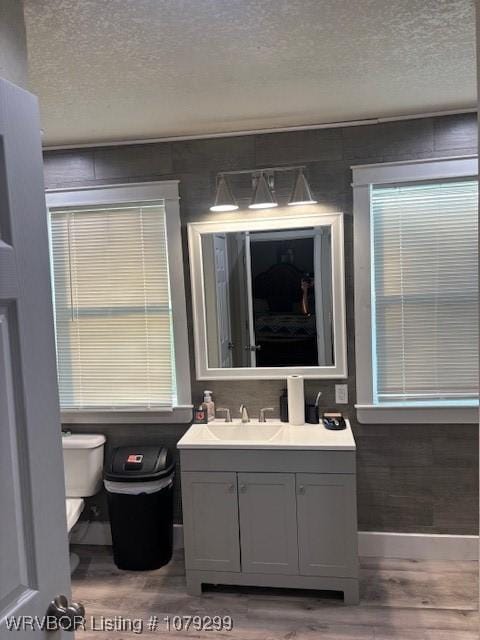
[203,390,215,422]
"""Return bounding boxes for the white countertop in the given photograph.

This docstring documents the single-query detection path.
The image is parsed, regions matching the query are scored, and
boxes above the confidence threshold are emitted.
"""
[177,418,356,451]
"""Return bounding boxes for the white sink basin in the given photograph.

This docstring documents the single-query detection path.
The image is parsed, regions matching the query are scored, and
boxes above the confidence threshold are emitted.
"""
[177,419,356,450]
[205,422,284,443]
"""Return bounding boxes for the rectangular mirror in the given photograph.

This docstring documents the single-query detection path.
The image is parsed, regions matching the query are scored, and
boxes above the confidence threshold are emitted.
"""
[188,213,347,379]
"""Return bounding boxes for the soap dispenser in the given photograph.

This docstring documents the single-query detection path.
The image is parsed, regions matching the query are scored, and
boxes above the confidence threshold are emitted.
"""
[202,390,215,422]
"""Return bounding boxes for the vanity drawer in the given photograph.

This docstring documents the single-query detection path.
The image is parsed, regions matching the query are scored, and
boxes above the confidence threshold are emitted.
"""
[180,449,356,474]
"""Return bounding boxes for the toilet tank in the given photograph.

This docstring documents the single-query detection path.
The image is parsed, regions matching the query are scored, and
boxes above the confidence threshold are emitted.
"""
[62,433,106,498]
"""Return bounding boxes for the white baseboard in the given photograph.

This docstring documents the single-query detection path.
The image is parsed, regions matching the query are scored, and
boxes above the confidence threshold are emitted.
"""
[358,531,479,561]
[71,522,478,562]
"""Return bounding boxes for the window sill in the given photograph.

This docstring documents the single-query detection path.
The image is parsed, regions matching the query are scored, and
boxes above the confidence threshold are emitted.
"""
[60,405,193,425]
[355,404,479,424]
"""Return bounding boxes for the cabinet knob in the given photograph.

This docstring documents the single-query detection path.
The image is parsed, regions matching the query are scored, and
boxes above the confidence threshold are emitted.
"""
[298,485,305,494]
[228,484,235,493]
[239,484,247,493]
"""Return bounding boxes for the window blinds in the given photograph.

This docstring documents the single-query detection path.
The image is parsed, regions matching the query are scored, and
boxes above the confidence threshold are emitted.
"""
[371,180,478,403]
[49,203,174,410]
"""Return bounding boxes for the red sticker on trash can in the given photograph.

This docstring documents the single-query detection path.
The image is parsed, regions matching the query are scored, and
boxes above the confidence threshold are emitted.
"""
[127,454,143,464]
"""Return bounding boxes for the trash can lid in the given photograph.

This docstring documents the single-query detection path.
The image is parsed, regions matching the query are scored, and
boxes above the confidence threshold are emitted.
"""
[104,445,175,482]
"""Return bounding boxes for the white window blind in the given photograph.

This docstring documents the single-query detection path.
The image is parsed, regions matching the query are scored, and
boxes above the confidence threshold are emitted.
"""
[371,180,478,404]
[49,202,175,410]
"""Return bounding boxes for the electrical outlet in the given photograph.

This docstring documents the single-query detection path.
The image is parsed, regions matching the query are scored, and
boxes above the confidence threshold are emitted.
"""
[335,384,348,404]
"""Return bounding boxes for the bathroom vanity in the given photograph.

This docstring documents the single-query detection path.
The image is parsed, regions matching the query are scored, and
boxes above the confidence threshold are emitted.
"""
[177,420,359,604]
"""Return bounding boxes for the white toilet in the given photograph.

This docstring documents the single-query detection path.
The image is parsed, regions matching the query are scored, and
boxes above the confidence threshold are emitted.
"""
[62,433,106,571]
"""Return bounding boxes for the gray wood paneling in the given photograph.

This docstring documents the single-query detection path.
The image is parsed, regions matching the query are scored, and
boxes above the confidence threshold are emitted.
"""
[375,118,434,156]
[354,433,433,468]
[433,113,478,151]
[176,171,215,219]
[342,118,435,159]
[44,113,479,535]
[93,143,173,179]
[43,149,95,185]
[432,467,479,534]
[358,491,434,531]
[255,128,343,165]
[341,124,383,160]
[306,159,352,199]
[172,135,255,173]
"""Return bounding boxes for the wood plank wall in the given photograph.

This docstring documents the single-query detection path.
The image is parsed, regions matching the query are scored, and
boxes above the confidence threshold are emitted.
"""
[45,113,479,534]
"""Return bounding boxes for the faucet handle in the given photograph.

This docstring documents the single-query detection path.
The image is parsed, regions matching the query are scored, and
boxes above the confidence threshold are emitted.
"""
[216,408,232,423]
[259,407,275,423]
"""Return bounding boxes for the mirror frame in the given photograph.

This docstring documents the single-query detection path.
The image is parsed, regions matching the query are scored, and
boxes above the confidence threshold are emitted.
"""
[188,211,347,380]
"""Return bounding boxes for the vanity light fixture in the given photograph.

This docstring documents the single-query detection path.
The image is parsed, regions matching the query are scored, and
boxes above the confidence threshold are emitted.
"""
[209,175,239,212]
[210,165,316,211]
[288,169,317,206]
[248,172,278,210]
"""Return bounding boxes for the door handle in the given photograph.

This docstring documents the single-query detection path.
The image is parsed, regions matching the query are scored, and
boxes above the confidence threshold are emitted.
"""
[47,595,85,631]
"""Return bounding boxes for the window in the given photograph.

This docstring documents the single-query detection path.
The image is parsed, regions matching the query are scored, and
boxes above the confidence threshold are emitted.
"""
[46,182,191,423]
[353,157,478,423]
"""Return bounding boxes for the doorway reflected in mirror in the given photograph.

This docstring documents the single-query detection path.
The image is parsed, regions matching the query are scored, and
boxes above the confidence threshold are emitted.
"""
[201,227,333,369]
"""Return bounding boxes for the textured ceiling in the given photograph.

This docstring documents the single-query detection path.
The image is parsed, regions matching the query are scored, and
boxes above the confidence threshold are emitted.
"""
[24,0,476,146]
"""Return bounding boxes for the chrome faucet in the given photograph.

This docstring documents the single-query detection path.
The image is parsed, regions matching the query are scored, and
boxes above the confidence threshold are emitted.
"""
[216,408,232,423]
[259,407,275,422]
[240,404,250,423]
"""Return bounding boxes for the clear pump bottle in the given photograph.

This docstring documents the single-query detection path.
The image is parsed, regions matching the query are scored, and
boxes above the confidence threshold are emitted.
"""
[202,390,215,422]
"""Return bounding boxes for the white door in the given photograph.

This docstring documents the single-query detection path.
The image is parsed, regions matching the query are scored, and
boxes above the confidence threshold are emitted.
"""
[213,234,233,367]
[314,230,326,364]
[243,232,257,366]
[0,80,74,638]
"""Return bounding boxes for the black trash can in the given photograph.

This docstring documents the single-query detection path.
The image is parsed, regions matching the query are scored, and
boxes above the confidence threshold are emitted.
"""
[104,445,175,570]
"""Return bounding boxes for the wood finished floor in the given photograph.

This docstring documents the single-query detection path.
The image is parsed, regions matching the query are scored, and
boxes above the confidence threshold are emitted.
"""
[72,545,478,640]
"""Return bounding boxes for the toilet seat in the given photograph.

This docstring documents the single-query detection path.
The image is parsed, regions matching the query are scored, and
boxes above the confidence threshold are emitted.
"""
[65,498,85,533]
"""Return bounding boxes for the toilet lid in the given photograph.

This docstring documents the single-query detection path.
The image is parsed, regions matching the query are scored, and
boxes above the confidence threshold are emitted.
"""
[65,498,84,532]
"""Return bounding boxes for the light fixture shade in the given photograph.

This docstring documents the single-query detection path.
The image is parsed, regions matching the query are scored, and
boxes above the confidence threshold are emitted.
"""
[248,173,278,209]
[288,170,317,205]
[210,175,239,211]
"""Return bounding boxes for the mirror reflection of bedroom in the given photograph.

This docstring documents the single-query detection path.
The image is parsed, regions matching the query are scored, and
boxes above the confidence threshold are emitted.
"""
[202,226,333,369]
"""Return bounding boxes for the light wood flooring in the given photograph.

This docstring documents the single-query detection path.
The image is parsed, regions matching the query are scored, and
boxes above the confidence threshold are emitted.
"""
[72,545,478,640]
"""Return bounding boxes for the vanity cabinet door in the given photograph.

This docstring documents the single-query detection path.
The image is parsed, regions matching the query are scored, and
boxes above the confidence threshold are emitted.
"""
[181,471,240,572]
[296,473,358,577]
[238,473,298,575]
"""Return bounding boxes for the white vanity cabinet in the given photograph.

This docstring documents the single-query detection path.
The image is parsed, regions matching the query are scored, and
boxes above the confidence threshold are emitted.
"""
[179,425,359,604]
